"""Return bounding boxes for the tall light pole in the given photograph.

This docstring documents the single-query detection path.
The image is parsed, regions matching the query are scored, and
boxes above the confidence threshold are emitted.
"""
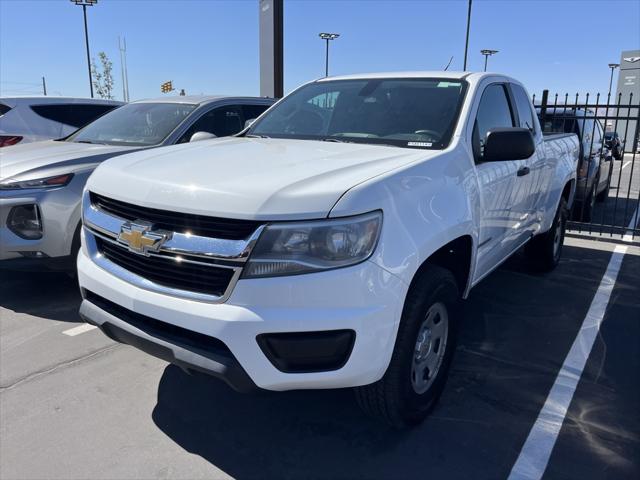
[70,0,97,98]
[481,49,498,71]
[463,0,473,71]
[608,63,620,98]
[319,32,339,77]
[119,36,130,102]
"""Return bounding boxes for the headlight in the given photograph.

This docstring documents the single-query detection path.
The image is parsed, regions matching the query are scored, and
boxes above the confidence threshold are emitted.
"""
[0,173,74,190]
[243,211,382,279]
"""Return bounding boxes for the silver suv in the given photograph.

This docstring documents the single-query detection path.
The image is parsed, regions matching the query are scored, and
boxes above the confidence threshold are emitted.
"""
[0,97,123,147]
[0,95,275,271]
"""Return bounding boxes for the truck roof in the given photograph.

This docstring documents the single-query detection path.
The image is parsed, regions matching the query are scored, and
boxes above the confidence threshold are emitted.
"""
[318,71,496,81]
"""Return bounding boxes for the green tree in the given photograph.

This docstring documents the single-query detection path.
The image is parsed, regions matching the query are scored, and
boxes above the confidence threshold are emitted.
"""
[91,52,114,99]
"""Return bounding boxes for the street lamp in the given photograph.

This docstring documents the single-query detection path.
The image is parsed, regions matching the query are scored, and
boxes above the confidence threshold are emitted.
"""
[481,49,498,71]
[70,0,98,98]
[463,0,473,71]
[608,63,620,99]
[319,32,340,77]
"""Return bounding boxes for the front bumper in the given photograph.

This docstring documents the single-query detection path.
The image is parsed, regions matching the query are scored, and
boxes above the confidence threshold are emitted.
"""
[0,182,82,263]
[77,248,407,391]
[79,291,257,392]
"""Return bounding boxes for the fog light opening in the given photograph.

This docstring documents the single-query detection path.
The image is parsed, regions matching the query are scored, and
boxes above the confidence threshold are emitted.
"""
[7,204,43,240]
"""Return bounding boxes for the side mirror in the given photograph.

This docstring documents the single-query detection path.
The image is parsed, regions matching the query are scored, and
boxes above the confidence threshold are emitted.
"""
[190,131,217,143]
[244,118,256,129]
[483,128,535,161]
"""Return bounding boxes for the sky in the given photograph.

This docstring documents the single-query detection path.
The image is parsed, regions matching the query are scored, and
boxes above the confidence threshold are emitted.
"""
[1,0,639,101]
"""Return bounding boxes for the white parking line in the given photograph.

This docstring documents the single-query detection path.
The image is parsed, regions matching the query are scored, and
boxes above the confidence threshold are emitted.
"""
[62,324,98,337]
[507,243,627,480]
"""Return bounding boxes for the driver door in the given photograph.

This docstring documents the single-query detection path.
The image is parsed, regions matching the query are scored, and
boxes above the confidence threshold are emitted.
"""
[472,84,524,281]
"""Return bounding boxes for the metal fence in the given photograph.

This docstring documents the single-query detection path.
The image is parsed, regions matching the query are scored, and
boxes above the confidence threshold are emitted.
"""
[534,90,639,241]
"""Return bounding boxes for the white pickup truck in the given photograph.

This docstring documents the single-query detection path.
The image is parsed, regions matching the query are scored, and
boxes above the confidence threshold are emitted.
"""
[78,72,579,427]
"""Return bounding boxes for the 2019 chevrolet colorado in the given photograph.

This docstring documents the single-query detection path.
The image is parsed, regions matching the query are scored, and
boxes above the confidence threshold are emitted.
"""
[77,72,579,427]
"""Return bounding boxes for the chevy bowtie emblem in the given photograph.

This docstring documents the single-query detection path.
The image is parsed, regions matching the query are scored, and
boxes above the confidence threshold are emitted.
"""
[623,56,640,63]
[117,221,171,256]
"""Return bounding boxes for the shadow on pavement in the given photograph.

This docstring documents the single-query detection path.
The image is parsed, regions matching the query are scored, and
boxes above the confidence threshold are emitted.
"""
[152,245,618,480]
[0,269,81,322]
[545,252,640,480]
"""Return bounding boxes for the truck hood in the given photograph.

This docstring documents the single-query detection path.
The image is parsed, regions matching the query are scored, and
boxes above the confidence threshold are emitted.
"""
[88,137,435,220]
[0,140,137,181]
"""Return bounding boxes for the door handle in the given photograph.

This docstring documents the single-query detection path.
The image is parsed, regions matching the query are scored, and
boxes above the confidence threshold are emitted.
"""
[517,166,530,177]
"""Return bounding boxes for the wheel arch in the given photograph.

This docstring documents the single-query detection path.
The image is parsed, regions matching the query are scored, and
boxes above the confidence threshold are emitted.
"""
[408,235,474,300]
[561,178,575,209]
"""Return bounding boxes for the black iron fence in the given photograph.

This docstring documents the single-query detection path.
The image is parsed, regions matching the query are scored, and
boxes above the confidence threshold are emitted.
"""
[534,90,639,241]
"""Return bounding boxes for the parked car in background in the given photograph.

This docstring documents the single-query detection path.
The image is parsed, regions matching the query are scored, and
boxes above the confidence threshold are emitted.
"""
[537,108,612,221]
[78,72,579,427]
[0,95,275,270]
[604,131,624,160]
[0,97,123,147]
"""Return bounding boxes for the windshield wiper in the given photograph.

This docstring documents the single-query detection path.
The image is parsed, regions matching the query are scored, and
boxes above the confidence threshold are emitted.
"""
[75,140,106,145]
[246,134,270,139]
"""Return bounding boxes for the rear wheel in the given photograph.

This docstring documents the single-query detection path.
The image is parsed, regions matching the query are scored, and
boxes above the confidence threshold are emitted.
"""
[354,266,459,428]
[580,180,597,222]
[526,197,567,272]
[596,168,612,202]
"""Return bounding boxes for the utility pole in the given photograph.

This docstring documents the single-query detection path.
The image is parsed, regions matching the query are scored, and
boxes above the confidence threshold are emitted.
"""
[119,36,130,102]
[319,32,340,77]
[42,76,47,96]
[70,0,98,98]
[463,0,472,71]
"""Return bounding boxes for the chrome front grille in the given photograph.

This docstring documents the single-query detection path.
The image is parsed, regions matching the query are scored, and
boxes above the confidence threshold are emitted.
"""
[82,191,265,302]
[95,236,235,297]
[90,192,260,240]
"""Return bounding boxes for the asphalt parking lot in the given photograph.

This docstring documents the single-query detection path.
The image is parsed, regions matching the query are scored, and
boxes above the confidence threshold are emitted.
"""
[1,157,639,480]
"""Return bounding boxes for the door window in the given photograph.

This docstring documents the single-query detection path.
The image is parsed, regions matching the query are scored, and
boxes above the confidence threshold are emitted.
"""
[178,105,244,143]
[30,104,117,128]
[593,119,603,143]
[242,104,270,124]
[511,84,536,132]
[473,84,515,161]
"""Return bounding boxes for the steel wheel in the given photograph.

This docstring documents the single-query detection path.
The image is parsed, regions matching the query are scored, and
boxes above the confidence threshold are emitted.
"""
[411,302,449,394]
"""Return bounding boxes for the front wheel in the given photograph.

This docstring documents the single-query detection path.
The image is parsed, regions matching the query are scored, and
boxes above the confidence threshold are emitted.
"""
[525,197,568,272]
[354,266,459,428]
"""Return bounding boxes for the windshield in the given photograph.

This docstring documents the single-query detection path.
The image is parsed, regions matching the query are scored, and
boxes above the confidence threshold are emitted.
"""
[248,78,467,149]
[67,102,197,146]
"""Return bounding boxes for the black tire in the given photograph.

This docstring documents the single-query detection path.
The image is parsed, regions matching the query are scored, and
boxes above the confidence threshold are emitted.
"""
[354,266,460,428]
[66,224,82,280]
[525,197,568,272]
[614,146,623,161]
[596,169,611,203]
[580,180,597,222]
